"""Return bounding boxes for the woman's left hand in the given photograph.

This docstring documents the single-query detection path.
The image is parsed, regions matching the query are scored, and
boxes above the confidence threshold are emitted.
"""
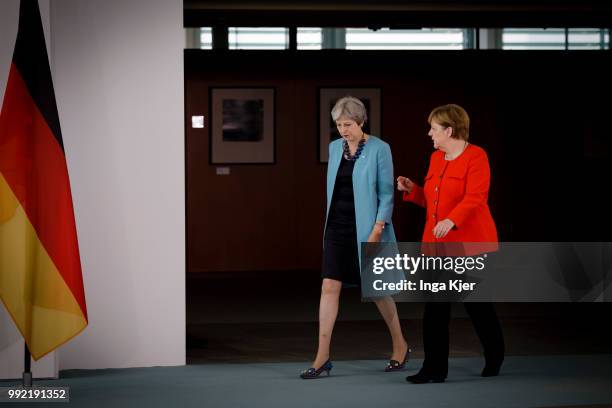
[367,224,384,242]
[432,219,455,239]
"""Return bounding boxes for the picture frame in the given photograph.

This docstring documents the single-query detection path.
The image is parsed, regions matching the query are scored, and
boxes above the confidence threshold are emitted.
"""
[318,87,382,163]
[209,87,276,164]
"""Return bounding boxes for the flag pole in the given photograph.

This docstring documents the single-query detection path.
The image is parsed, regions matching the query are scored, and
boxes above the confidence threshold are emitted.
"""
[23,343,32,387]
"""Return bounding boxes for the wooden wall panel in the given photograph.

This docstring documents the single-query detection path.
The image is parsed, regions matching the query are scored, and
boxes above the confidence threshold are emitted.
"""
[185,50,611,273]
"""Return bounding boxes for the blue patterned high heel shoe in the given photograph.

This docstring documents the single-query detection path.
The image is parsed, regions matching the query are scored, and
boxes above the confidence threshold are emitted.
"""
[384,348,411,372]
[300,360,333,379]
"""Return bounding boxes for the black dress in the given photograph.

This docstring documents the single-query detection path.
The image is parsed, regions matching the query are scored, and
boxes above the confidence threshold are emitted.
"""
[321,156,360,285]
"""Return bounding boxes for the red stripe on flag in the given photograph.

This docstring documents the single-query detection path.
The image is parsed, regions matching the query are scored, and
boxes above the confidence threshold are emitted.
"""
[0,63,87,319]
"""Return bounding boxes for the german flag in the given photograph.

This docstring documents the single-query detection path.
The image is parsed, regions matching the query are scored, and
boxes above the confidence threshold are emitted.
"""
[0,0,87,360]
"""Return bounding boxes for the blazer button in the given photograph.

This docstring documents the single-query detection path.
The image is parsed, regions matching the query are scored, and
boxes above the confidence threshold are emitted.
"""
[434,200,438,204]
[435,187,439,192]
[432,214,436,218]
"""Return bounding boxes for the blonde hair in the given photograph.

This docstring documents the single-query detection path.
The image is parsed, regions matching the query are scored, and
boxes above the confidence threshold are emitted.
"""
[428,104,470,141]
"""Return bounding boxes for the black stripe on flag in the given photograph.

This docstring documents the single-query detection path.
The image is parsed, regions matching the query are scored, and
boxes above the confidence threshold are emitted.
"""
[12,0,64,152]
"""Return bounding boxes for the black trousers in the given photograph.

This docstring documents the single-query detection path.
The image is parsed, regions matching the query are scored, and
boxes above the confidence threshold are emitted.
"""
[421,302,505,376]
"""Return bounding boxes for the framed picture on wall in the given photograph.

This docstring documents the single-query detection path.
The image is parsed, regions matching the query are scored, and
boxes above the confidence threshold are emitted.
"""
[318,87,382,163]
[210,87,275,164]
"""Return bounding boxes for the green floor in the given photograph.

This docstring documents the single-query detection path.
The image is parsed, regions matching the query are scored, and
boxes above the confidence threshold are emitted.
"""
[3,355,612,408]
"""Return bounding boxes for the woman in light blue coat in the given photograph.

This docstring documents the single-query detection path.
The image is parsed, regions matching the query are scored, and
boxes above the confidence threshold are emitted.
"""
[301,96,410,379]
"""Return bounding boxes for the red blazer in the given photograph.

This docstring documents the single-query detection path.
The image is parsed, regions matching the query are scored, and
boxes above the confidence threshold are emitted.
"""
[403,144,498,249]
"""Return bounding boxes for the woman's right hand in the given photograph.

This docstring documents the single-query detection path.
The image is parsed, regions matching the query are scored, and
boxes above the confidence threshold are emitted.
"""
[396,176,414,193]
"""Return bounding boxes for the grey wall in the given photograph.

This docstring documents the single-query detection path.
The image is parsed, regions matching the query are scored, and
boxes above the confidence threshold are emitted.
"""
[0,0,185,370]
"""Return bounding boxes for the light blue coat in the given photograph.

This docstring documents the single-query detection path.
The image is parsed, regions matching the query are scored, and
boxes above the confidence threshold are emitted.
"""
[324,136,397,269]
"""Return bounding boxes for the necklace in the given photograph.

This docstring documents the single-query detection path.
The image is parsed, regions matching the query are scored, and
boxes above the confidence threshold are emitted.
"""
[343,134,366,161]
[445,141,469,160]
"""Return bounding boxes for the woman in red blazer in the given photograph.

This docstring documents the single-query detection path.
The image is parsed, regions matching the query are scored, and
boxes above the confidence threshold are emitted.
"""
[397,104,504,383]
[400,138,498,245]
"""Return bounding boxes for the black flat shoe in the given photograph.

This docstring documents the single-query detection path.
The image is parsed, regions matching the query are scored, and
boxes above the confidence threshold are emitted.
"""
[406,372,446,384]
[481,359,503,377]
[384,348,411,372]
[300,360,333,379]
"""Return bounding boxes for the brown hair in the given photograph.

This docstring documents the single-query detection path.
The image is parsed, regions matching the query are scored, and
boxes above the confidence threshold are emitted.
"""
[428,104,470,141]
